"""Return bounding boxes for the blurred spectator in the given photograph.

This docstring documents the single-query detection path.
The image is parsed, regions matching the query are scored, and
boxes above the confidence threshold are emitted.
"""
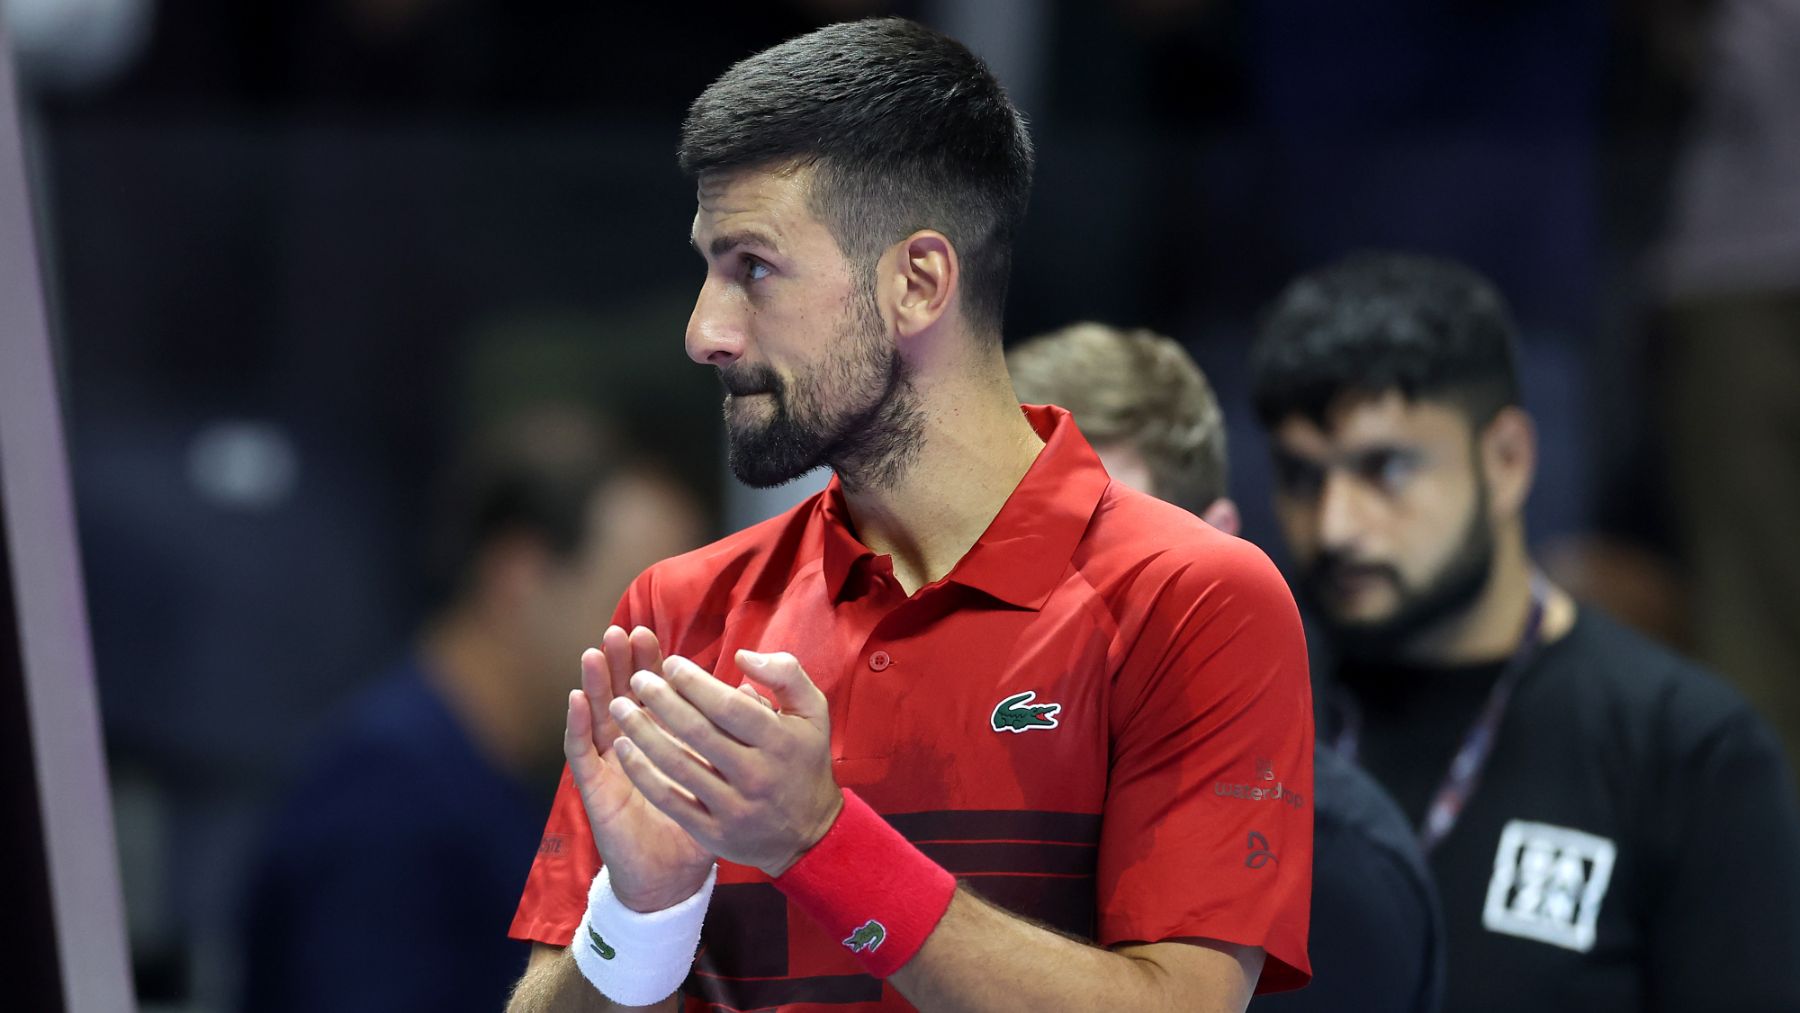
[238,405,706,1013]
[1656,0,1800,780]
[1249,251,1800,1012]
[1009,322,1444,1013]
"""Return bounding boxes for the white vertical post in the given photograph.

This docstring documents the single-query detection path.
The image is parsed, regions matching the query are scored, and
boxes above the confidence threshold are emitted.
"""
[0,23,135,1013]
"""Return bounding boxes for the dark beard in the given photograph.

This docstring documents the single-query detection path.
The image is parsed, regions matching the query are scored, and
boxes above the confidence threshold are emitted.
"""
[719,292,923,490]
[1303,483,1496,663]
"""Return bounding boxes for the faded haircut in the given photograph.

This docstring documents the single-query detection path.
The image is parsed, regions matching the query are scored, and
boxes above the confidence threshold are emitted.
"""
[679,17,1035,338]
[1250,252,1523,430]
[1008,322,1228,514]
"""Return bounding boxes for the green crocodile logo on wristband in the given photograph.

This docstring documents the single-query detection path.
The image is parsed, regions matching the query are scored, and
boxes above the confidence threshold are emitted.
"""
[991,690,1061,732]
[843,919,887,953]
[587,926,617,961]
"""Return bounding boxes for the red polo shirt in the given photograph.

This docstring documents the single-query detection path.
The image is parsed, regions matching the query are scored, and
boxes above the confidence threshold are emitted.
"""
[511,405,1313,1008]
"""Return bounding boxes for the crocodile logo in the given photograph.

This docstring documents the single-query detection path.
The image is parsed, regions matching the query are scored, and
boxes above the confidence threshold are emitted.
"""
[991,690,1061,733]
[844,919,887,953]
[587,926,617,960]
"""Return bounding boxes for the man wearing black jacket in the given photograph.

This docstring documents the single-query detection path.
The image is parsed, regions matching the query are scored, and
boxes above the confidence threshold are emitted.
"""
[1249,251,1800,1012]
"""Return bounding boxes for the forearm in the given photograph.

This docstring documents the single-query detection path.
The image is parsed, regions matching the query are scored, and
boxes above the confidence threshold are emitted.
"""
[887,889,1261,1013]
[506,945,681,1013]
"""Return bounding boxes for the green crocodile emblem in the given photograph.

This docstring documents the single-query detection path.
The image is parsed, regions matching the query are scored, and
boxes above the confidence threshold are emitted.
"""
[587,926,617,961]
[843,919,887,953]
[991,690,1062,733]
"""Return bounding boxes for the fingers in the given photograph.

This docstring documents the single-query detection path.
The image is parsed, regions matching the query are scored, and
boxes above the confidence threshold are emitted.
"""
[609,695,729,812]
[580,647,621,746]
[628,662,760,776]
[602,626,634,703]
[734,650,828,723]
[630,625,666,678]
[739,679,773,709]
[565,688,599,768]
[659,656,782,746]
[609,735,713,841]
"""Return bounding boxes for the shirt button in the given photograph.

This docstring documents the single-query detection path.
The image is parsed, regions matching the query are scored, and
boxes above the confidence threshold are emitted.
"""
[868,651,892,672]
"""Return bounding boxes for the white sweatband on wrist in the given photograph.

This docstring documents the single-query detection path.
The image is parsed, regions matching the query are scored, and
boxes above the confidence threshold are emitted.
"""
[569,864,718,1007]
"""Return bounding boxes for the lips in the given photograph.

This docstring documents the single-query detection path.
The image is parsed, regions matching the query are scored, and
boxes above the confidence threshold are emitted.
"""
[1316,564,1397,599]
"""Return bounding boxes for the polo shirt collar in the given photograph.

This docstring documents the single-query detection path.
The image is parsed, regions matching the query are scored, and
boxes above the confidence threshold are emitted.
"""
[817,404,1112,610]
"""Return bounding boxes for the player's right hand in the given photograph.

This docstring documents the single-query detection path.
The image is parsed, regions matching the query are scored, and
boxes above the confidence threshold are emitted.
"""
[566,624,717,912]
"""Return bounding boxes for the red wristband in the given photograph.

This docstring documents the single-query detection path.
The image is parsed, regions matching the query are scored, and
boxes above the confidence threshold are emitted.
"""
[773,788,956,978]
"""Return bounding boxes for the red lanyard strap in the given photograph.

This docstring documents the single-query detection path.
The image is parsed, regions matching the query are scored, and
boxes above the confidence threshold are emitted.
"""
[1331,576,1550,856]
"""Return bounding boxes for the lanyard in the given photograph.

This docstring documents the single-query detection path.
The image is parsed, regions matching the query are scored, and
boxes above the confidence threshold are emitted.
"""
[1331,575,1550,856]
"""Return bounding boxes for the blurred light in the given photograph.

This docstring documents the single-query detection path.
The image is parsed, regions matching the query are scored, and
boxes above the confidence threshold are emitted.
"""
[185,421,301,513]
[2,0,154,93]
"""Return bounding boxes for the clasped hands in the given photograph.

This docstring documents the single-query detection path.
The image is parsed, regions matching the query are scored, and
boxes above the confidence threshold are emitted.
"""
[564,625,844,912]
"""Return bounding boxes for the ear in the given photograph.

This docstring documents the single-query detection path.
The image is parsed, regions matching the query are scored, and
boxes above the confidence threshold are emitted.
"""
[1478,406,1536,520]
[883,230,959,340]
[1200,498,1242,537]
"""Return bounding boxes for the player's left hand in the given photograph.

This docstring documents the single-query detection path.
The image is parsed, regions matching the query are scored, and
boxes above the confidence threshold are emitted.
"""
[608,649,844,878]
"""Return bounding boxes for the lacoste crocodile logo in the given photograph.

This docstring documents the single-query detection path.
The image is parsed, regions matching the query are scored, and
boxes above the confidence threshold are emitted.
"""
[991,690,1062,733]
[844,919,886,953]
[587,926,616,960]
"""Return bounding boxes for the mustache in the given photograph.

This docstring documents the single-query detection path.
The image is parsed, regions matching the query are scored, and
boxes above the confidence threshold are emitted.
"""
[718,364,782,398]
[1306,554,1402,590]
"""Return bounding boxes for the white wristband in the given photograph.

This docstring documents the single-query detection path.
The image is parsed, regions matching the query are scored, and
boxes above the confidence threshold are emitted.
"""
[569,864,718,1007]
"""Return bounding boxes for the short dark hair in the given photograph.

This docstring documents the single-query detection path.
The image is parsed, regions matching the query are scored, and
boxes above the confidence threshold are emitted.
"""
[1250,252,1523,430]
[1008,323,1228,513]
[426,407,620,605]
[679,17,1035,336]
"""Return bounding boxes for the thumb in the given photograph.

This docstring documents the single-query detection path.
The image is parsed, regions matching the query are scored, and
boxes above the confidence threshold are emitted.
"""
[735,650,826,723]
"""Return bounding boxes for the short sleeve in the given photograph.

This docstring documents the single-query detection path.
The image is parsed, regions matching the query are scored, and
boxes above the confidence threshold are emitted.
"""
[1095,539,1315,993]
[507,571,655,946]
[1647,707,1800,1011]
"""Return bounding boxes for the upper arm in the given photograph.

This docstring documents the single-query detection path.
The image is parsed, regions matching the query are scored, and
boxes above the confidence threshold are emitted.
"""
[1098,541,1315,992]
[1115,939,1264,1013]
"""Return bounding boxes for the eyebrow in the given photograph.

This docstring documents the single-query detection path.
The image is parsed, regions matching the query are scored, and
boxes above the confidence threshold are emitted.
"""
[692,228,782,260]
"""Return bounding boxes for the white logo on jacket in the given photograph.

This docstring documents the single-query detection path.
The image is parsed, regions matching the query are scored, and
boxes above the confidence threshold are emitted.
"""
[1482,820,1617,952]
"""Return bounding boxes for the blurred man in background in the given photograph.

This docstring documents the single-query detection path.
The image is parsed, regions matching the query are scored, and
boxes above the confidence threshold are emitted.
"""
[1250,251,1800,1013]
[239,406,706,1012]
[1009,322,1444,1013]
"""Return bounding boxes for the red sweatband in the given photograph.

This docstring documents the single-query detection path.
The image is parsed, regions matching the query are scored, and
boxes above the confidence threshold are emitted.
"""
[773,788,956,978]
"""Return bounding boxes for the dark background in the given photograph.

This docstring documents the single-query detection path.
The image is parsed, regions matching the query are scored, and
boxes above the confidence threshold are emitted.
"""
[7,0,1766,1007]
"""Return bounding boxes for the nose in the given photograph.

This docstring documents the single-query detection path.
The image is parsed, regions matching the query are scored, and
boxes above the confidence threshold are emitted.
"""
[685,277,744,367]
[1315,469,1371,554]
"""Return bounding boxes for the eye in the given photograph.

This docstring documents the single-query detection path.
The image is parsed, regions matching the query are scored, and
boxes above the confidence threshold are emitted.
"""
[1359,450,1419,493]
[742,256,772,283]
[1273,455,1324,500]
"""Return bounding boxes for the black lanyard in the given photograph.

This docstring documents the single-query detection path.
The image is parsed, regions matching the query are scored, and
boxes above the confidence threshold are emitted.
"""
[1331,575,1550,856]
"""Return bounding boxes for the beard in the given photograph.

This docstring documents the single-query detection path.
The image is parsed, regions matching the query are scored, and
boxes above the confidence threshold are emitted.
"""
[718,285,924,491]
[1301,479,1496,664]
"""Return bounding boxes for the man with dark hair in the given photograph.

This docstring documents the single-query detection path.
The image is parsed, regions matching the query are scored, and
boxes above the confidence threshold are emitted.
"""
[1250,251,1800,1012]
[507,18,1313,1013]
[241,407,705,1012]
[1010,322,1444,1013]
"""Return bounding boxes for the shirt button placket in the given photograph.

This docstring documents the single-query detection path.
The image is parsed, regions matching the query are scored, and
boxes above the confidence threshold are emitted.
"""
[868,650,892,672]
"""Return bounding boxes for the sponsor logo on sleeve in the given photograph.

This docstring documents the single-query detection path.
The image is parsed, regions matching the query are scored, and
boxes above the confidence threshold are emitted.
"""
[1482,820,1617,952]
[1214,758,1306,809]
[990,691,1062,733]
[843,919,887,953]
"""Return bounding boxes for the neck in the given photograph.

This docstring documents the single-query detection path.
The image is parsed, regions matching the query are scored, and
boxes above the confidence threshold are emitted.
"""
[417,607,545,779]
[1396,522,1577,666]
[839,343,1043,595]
